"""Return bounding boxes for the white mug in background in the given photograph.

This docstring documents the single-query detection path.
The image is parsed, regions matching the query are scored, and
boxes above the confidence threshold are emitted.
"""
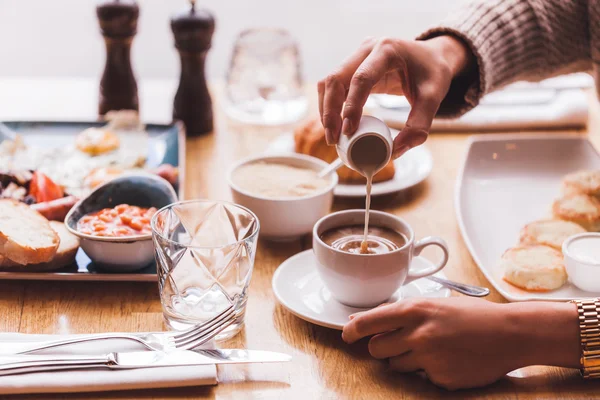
[336,116,393,175]
[313,210,449,308]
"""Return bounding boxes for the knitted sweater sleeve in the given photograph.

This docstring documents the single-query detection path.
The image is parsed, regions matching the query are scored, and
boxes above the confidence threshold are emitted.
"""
[418,0,592,117]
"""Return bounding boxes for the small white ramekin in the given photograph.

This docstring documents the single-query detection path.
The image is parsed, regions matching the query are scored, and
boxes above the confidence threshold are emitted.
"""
[563,232,600,293]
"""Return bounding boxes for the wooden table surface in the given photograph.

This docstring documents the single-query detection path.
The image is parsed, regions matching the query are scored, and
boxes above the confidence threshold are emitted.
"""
[1,80,600,399]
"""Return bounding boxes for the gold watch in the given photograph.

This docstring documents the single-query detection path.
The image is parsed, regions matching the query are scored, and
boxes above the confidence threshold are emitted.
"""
[572,298,600,378]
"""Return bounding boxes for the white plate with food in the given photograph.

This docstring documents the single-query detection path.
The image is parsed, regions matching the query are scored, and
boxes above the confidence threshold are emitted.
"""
[266,120,432,197]
[456,134,600,301]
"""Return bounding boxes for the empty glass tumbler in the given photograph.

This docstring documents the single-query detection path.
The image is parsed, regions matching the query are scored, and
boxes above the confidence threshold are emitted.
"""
[225,28,307,125]
[151,200,260,340]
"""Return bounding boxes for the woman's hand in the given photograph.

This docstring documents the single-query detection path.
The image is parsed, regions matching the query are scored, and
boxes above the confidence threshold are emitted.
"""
[318,36,472,158]
[342,297,580,390]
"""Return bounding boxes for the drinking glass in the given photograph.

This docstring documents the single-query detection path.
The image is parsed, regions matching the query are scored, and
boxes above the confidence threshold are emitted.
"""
[225,28,308,125]
[151,200,260,340]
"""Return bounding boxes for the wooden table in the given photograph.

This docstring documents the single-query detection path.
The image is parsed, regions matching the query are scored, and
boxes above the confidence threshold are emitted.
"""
[1,79,600,399]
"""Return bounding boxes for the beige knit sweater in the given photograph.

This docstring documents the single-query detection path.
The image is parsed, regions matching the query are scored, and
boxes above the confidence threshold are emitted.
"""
[418,0,600,117]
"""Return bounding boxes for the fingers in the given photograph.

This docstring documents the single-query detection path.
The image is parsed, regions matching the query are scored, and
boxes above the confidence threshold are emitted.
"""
[342,301,426,344]
[322,82,346,144]
[319,38,376,144]
[349,302,391,320]
[342,39,400,136]
[318,80,325,127]
[389,351,422,373]
[392,92,439,158]
[368,328,414,359]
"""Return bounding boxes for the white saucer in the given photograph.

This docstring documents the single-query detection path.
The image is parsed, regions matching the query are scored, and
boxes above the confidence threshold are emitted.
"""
[272,250,451,330]
[265,131,432,197]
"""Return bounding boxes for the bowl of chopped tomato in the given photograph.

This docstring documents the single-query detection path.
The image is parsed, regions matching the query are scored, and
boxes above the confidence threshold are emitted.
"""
[65,173,178,271]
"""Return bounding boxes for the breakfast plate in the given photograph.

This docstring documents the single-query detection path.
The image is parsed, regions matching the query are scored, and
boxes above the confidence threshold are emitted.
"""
[456,134,600,301]
[0,120,185,282]
[272,250,450,330]
[265,131,432,197]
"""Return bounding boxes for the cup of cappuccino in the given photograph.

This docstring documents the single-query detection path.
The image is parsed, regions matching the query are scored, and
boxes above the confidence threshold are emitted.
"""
[313,209,449,308]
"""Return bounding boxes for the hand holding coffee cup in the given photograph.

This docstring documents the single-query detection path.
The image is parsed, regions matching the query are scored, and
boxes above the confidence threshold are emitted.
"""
[313,210,449,308]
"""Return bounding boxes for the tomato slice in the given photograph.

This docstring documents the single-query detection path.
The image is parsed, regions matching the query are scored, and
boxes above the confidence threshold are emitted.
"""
[29,171,64,203]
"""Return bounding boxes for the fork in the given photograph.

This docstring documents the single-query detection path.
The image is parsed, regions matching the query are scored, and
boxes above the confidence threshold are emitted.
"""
[3,305,237,355]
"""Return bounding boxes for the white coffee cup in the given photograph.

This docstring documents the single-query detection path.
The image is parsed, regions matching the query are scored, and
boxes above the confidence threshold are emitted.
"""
[336,116,393,175]
[313,209,449,308]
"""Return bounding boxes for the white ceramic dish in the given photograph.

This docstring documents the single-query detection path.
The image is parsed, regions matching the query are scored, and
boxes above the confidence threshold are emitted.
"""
[228,153,337,241]
[265,131,432,197]
[272,250,450,330]
[563,233,600,292]
[66,173,178,272]
[456,134,600,301]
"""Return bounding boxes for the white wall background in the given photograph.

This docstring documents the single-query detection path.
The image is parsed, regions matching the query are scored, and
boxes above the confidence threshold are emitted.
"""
[0,0,459,82]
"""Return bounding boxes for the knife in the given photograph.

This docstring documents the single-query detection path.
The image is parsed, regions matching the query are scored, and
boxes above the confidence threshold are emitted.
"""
[0,349,291,376]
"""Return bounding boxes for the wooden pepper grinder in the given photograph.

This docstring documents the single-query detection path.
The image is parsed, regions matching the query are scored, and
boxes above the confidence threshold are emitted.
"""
[96,0,140,116]
[171,0,215,136]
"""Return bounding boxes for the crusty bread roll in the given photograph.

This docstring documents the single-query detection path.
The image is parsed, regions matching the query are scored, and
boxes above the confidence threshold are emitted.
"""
[519,219,586,251]
[552,194,600,232]
[562,170,600,198]
[0,221,79,271]
[294,118,395,183]
[501,245,567,291]
[0,200,59,265]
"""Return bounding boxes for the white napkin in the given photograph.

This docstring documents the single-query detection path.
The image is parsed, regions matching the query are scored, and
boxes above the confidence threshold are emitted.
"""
[366,73,593,131]
[0,333,217,395]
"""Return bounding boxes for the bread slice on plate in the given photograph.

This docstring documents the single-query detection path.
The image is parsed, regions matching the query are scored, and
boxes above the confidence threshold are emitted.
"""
[519,219,587,251]
[500,245,568,291]
[0,221,79,271]
[0,200,60,265]
[562,169,600,198]
[552,194,600,232]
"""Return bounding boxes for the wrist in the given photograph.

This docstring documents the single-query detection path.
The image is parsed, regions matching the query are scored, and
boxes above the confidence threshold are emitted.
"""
[425,35,474,79]
[504,302,580,369]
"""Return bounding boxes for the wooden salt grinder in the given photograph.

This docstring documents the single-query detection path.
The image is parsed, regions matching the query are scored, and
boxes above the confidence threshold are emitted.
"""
[171,1,215,136]
[96,0,140,116]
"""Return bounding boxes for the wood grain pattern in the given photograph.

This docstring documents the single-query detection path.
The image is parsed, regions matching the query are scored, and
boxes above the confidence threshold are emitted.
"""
[2,87,600,399]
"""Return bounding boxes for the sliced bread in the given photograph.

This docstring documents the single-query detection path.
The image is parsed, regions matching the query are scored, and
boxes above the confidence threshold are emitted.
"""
[0,221,79,271]
[0,200,59,265]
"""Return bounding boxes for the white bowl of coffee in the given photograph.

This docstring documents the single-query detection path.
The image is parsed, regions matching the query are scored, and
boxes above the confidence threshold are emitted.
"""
[313,209,449,308]
[228,153,338,240]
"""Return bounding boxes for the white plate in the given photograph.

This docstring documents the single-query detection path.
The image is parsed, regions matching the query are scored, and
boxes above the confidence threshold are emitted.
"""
[456,134,600,301]
[265,131,433,197]
[272,250,450,330]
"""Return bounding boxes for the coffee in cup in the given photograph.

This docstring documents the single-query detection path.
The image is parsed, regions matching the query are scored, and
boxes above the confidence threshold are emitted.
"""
[320,225,407,255]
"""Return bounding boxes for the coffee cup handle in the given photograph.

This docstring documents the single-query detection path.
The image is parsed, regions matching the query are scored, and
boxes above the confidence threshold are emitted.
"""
[405,236,449,284]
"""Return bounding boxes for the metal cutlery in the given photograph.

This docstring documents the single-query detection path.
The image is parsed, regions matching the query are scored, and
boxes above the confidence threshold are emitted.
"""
[0,349,292,376]
[5,305,237,355]
[427,276,490,297]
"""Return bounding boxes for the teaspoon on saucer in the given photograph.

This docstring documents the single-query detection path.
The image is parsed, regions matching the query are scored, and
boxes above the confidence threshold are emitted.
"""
[426,276,490,297]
